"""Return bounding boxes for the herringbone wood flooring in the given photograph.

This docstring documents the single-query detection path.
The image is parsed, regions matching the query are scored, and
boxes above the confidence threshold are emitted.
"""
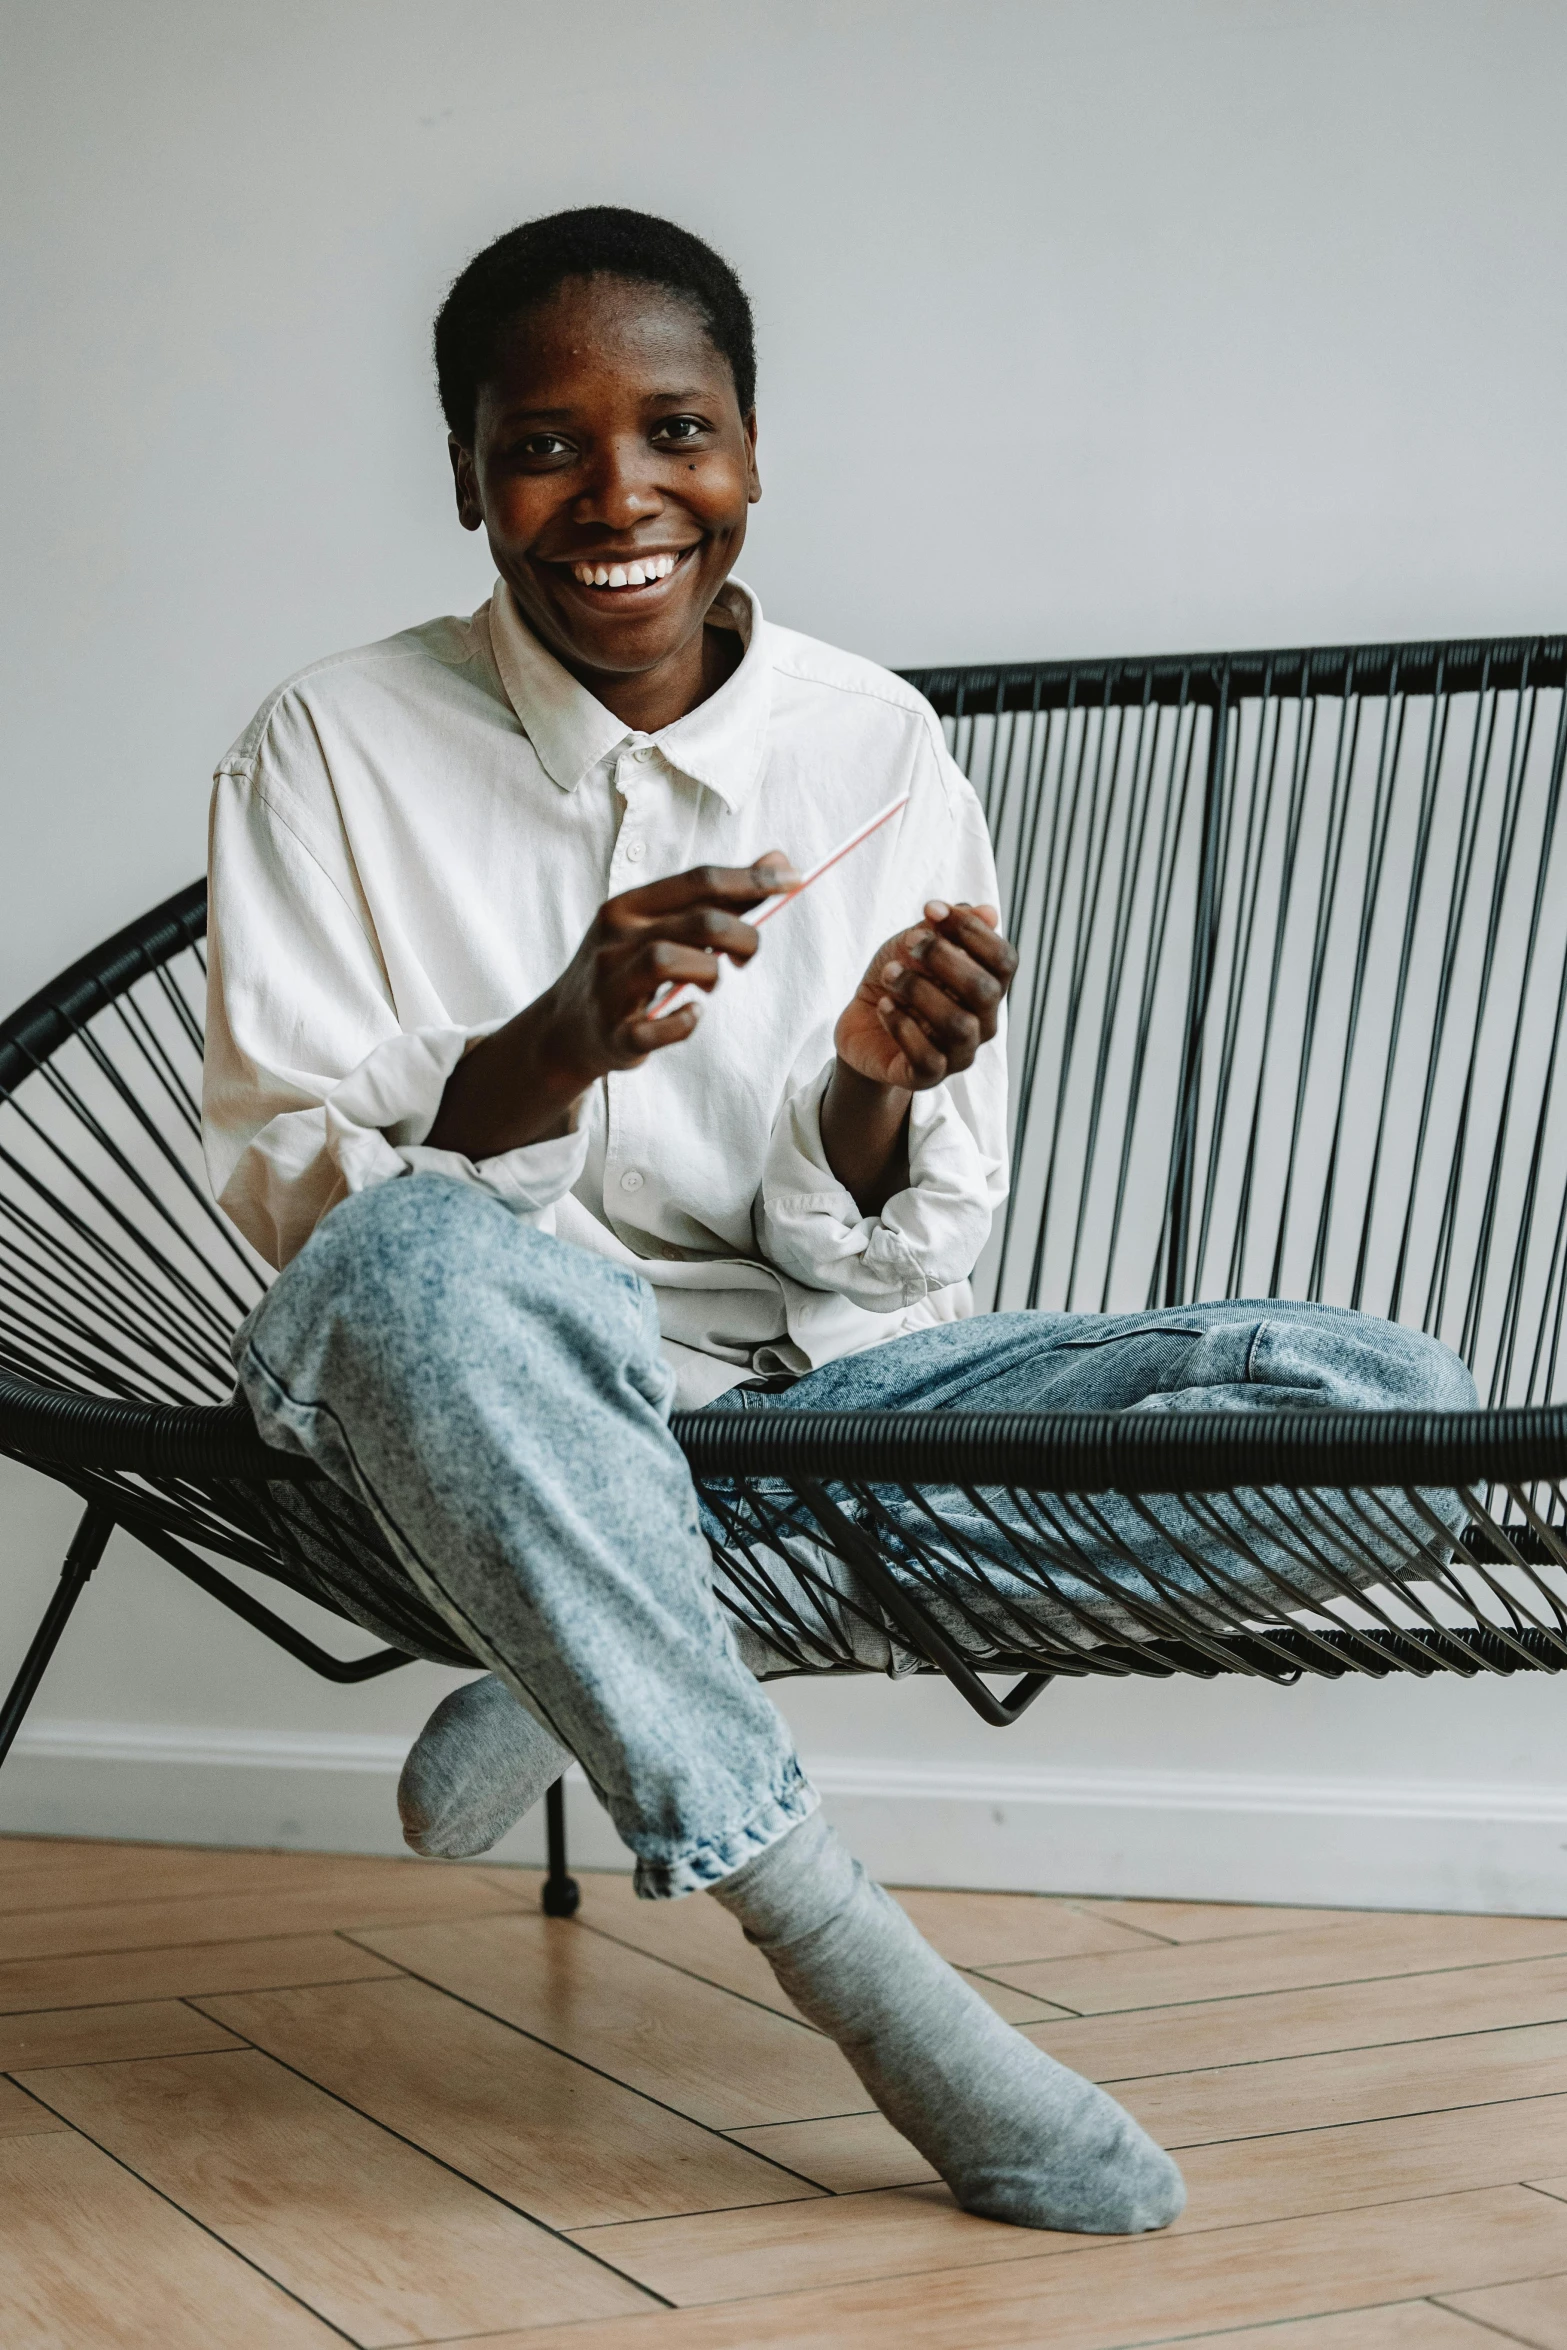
[1,1834,1565,2347]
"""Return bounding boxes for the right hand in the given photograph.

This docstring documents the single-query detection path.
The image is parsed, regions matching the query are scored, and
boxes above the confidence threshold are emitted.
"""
[426,857,794,1159]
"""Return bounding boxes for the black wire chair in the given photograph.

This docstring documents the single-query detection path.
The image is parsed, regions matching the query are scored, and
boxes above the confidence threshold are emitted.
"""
[4,632,1567,1918]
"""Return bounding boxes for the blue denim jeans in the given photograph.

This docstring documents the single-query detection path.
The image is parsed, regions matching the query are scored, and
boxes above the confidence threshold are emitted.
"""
[237,1175,1476,1896]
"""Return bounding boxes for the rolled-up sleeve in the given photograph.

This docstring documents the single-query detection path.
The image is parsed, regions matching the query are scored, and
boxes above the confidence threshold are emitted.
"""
[752,740,1009,1309]
[203,709,586,1270]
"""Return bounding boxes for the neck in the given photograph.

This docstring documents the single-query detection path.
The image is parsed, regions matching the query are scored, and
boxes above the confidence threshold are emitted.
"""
[567,618,742,734]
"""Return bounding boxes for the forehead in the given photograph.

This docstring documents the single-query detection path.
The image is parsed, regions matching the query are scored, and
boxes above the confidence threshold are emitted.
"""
[482,274,734,412]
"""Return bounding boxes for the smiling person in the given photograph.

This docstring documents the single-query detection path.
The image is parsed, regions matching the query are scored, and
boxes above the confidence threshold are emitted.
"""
[205,205,1191,2237]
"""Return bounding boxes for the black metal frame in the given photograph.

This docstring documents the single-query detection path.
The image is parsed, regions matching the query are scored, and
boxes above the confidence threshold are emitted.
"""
[4,632,1567,1920]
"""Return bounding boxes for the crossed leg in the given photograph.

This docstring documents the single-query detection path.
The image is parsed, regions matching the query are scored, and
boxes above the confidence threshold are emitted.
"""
[238,1174,1183,2234]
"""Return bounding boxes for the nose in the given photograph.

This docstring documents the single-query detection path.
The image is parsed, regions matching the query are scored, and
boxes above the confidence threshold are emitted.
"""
[572,432,662,532]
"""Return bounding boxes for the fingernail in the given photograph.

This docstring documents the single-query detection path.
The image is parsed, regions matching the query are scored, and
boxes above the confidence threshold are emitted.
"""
[927,900,951,921]
[884,961,903,982]
[878,995,896,1015]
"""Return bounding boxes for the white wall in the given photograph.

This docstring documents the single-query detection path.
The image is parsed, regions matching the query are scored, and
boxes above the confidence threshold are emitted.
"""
[4,0,1567,1905]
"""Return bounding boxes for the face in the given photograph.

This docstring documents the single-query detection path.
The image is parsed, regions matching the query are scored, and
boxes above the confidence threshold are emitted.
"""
[450,274,760,687]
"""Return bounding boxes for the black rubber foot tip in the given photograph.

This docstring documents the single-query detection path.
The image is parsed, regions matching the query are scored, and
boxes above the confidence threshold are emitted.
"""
[542,1873,580,1919]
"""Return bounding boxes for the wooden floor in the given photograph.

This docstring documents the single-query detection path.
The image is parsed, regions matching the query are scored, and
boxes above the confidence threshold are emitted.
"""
[1,1842,1565,2349]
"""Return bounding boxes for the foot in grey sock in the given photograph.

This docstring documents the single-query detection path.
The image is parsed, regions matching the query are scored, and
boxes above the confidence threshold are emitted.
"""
[713,1812,1184,2234]
[398,1675,570,1859]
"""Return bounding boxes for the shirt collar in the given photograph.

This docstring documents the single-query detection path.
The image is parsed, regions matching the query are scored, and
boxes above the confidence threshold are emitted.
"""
[486,576,773,813]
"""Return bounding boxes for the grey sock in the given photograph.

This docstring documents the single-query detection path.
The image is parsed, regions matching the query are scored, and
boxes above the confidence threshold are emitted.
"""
[397,1675,570,1859]
[712,1812,1184,2234]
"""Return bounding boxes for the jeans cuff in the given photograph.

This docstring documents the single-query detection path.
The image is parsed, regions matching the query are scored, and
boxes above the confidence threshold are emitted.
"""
[631,1760,821,1900]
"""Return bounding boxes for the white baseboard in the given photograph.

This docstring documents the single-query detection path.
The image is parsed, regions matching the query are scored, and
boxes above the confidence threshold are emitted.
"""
[5,1719,1567,1914]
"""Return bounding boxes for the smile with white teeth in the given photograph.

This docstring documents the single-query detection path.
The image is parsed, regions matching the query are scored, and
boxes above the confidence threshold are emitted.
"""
[569,551,683,590]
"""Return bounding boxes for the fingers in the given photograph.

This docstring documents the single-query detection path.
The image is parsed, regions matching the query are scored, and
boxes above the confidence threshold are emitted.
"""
[899,932,1003,1026]
[924,901,1017,980]
[648,905,764,963]
[623,858,799,919]
[616,1001,704,1059]
[874,995,949,1086]
[623,937,730,1009]
[880,967,983,1062]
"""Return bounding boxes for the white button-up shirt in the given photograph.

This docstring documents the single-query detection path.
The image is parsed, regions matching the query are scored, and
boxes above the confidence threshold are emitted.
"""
[204,580,1007,1405]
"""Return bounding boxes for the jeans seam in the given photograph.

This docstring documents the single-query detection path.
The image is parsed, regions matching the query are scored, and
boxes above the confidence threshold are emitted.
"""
[242,1338,584,1761]
[1245,1320,1270,1383]
[244,1333,793,1889]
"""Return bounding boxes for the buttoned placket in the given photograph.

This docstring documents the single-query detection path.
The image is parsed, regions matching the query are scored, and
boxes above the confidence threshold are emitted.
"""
[604,738,659,1227]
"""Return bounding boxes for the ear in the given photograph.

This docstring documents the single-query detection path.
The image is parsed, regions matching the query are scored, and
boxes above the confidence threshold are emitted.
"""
[743,410,762,506]
[449,436,484,533]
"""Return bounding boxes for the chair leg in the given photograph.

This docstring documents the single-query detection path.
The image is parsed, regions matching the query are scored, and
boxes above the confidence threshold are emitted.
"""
[0,1505,115,1775]
[541,1775,580,1918]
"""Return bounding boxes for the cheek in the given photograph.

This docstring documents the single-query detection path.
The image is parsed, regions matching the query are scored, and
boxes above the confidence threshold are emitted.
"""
[685,458,752,530]
[479,475,559,548]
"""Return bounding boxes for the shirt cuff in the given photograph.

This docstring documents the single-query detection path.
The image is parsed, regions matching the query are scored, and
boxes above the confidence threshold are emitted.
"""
[321,1023,590,1220]
[755,1061,995,1310]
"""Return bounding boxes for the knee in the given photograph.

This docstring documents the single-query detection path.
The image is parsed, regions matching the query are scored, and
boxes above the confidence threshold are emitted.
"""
[246,1175,652,1393]
[1258,1307,1478,1413]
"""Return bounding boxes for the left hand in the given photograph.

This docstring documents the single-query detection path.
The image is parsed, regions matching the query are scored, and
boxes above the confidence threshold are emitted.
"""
[834,901,1017,1091]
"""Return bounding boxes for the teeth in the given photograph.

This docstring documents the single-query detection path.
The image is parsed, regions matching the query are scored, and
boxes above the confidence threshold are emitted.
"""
[571,552,681,588]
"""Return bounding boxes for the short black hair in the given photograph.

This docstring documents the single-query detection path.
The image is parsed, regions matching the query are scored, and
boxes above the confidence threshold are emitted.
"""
[433,205,756,445]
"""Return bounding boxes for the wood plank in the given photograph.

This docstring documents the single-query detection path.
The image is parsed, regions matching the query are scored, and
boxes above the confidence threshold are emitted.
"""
[1170,2095,1567,2232]
[569,2096,1567,2307]
[965,1975,1068,2022]
[350,1910,870,2129]
[724,2082,1567,2211]
[0,2075,66,2135]
[0,1930,403,2015]
[505,2293,1511,2349]
[0,1836,534,1914]
[0,1864,526,1964]
[0,2128,341,2348]
[562,1868,811,2020]
[1119,2019,1567,2145]
[987,1913,1567,2013]
[886,1887,1164,1966]
[564,1871,1063,2024]
[1440,2269,1567,2347]
[1015,1952,1567,2083]
[1079,1897,1424,1944]
[0,1834,96,1877]
[523,2186,1567,2348]
[0,1999,243,2069]
[1152,2308,1505,2348]
[727,2112,938,2194]
[21,2048,652,2343]
[199,1975,823,2228]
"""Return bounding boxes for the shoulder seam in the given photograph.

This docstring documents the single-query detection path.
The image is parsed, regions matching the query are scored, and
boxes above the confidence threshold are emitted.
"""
[215,754,382,958]
[216,624,486,778]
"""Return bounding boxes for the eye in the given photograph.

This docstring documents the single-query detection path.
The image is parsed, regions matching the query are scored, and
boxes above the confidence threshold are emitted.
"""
[512,432,576,462]
[651,414,712,448]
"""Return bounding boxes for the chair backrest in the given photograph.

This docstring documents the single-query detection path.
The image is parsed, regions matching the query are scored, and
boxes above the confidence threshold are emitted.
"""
[3,633,1564,1428]
[907,636,1567,1408]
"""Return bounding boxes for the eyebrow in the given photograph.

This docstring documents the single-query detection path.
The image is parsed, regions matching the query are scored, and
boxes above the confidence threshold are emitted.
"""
[495,388,718,424]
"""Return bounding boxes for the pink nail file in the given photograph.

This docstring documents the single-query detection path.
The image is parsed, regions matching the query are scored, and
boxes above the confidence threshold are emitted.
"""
[647,791,912,1021]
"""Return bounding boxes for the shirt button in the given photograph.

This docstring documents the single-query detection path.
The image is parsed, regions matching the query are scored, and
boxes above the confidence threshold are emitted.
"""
[633,744,654,762]
[625,837,646,863]
[620,1168,645,1192]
